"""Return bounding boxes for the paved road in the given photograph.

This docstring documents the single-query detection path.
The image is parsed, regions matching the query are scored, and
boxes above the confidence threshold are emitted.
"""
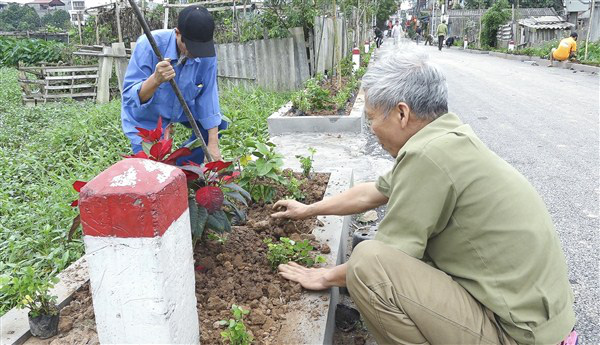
[418,43,599,343]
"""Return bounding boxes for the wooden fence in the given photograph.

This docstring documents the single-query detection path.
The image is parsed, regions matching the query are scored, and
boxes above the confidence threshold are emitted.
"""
[18,64,99,106]
[215,27,311,91]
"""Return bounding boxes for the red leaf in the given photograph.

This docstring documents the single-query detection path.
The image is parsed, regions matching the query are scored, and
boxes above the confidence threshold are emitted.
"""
[158,139,173,161]
[183,170,200,181]
[150,141,162,160]
[123,151,149,159]
[164,147,193,165]
[195,186,224,213]
[70,199,79,207]
[222,171,241,184]
[204,161,232,172]
[72,180,87,192]
[195,265,207,273]
[135,117,164,143]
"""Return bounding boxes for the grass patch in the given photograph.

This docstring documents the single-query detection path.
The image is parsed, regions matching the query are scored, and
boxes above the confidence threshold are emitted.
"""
[0,67,288,315]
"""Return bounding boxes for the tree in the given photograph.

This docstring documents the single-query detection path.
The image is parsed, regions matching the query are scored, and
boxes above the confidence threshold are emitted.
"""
[480,0,510,47]
[42,10,71,30]
[0,4,41,31]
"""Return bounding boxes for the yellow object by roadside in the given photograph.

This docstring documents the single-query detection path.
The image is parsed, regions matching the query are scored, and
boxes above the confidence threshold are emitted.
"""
[552,37,577,61]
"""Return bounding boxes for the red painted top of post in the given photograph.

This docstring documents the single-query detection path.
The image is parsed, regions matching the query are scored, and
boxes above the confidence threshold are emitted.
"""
[79,158,188,238]
[353,47,360,55]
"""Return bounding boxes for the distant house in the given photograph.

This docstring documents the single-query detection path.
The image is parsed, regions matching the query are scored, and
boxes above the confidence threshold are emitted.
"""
[514,16,575,47]
[68,0,86,25]
[27,0,66,16]
[444,7,575,46]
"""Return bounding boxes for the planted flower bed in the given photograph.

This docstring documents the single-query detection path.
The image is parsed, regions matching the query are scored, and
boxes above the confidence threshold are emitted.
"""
[4,115,353,345]
[267,54,372,135]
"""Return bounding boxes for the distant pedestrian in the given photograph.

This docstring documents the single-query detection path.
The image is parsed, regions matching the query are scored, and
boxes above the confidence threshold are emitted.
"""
[445,36,456,48]
[387,20,393,37]
[424,33,434,46]
[548,32,578,67]
[392,21,403,46]
[437,20,448,51]
[374,26,384,48]
[415,26,422,45]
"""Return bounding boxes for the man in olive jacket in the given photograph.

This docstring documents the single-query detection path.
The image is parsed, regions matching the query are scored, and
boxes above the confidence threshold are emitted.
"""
[272,51,576,344]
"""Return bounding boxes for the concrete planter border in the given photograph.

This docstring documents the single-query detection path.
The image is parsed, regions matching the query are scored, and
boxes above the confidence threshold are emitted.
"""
[1,169,354,345]
[267,88,365,136]
[272,168,353,345]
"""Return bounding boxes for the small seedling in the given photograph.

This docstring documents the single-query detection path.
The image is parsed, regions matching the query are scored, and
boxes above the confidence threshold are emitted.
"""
[219,304,253,345]
[284,171,305,200]
[207,232,228,245]
[295,147,316,178]
[264,237,326,270]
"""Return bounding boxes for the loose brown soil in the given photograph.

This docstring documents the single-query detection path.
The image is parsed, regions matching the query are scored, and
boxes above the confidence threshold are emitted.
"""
[287,77,359,117]
[29,172,330,345]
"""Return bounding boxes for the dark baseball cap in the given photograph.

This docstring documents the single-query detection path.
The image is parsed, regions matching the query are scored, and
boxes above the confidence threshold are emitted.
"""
[177,5,215,58]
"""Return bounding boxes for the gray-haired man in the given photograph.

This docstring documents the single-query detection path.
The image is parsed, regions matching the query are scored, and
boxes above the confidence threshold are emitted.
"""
[271,51,576,344]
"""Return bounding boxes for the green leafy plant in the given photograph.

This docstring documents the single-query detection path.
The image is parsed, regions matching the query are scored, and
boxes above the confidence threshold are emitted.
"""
[239,141,286,204]
[207,232,228,245]
[0,267,58,318]
[219,304,253,345]
[291,73,332,113]
[264,237,326,270]
[480,0,510,47]
[284,171,305,201]
[295,147,316,178]
[0,37,69,67]
[339,55,354,77]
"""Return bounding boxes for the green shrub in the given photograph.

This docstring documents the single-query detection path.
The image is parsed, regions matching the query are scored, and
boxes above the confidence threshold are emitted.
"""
[0,37,70,67]
[481,0,510,47]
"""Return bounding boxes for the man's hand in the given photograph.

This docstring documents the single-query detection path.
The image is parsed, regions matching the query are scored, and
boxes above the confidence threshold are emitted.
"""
[152,58,175,85]
[278,262,347,290]
[207,141,222,161]
[271,200,311,220]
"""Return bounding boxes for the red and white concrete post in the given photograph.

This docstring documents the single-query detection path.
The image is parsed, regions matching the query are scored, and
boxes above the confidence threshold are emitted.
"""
[352,47,360,72]
[364,40,370,53]
[79,158,199,344]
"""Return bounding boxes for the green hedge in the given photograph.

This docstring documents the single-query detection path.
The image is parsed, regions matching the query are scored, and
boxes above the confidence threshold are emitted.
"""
[0,37,70,67]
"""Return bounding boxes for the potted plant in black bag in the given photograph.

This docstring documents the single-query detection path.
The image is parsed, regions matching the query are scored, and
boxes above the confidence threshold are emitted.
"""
[0,267,60,339]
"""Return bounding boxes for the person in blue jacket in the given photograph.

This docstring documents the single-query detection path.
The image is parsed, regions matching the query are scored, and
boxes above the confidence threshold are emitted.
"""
[121,5,226,164]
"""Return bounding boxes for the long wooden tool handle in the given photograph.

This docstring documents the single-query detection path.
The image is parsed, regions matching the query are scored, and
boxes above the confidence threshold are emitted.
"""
[127,0,213,162]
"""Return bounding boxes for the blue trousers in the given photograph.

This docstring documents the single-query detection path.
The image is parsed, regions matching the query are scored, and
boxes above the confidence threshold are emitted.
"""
[131,120,227,165]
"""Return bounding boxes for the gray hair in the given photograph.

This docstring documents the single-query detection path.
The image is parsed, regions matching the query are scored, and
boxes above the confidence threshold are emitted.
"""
[361,51,448,121]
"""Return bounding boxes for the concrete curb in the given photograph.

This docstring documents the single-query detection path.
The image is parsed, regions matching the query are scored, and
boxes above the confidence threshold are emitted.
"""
[460,48,599,73]
[267,88,365,136]
[1,257,89,345]
[273,168,354,345]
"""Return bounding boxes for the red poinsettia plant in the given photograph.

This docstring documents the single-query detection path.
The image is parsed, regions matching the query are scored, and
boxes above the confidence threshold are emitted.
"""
[69,117,250,244]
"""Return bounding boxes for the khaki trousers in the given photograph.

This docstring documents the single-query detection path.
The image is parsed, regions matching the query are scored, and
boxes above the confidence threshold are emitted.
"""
[346,240,518,345]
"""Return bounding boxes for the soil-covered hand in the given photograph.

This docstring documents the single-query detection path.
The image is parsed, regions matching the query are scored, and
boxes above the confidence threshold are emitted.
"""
[278,262,331,291]
[152,58,175,85]
[271,200,311,219]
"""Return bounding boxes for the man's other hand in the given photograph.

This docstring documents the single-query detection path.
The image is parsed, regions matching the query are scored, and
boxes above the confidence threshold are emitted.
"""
[278,262,331,290]
[152,58,175,85]
[271,200,311,220]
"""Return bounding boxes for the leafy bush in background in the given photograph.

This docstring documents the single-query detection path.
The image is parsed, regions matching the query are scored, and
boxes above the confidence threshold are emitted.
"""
[0,3,41,31]
[0,37,70,67]
[480,0,510,47]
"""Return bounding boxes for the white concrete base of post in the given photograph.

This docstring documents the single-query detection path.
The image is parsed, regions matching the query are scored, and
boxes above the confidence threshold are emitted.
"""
[79,158,199,344]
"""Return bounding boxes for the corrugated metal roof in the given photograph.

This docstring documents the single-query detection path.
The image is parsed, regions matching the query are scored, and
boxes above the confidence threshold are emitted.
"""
[448,7,557,18]
[518,16,575,29]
